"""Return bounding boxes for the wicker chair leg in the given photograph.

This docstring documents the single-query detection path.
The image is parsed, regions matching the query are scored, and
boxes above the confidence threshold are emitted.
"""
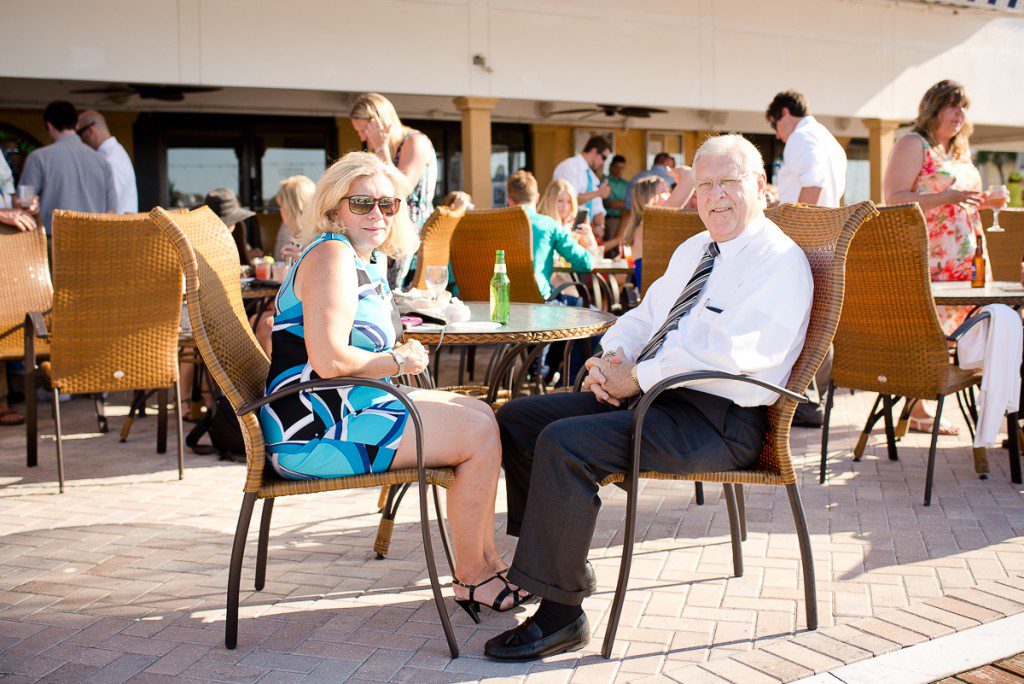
[25,361,37,468]
[255,498,274,591]
[377,485,390,512]
[602,473,639,659]
[881,395,899,461]
[172,381,184,480]
[923,395,945,507]
[119,391,146,443]
[94,394,108,433]
[895,398,916,440]
[854,394,886,461]
[820,381,835,483]
[735,484,747,542]
[722,484,743,577]
[226,492,257,650]
[375,483,409,559]
[157,388,168,454]
[956,390,977,445]
[786,483,817,630]
[432,485,455,574]
[694,481,704,505]
[1006,412,1021,485]
[53,389,65,494]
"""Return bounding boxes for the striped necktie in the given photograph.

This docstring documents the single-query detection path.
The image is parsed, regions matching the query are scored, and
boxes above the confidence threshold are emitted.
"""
[634,241,720,365]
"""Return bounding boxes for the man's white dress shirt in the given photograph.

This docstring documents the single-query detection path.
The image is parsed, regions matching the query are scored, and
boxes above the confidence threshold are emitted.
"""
[600,213,814,406]
[98,136,138,213]
[552,154,605,218]
[775,116,847,207]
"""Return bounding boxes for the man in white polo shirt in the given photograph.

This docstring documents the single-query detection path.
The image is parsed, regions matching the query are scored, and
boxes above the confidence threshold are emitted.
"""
[551,136,611,234]
[766,91,846,208]
[77,110,138,213]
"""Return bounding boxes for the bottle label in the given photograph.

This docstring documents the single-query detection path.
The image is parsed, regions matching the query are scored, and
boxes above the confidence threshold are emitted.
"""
[494,264,506,274]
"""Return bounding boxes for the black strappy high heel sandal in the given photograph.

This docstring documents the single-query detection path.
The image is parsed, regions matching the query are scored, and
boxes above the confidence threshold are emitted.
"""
[452,574,533,624]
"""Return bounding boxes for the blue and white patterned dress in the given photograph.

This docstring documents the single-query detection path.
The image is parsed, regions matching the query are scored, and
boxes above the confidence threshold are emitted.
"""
[258,232,411,479]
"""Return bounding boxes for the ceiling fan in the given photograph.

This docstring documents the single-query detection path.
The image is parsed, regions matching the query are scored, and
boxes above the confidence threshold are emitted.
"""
[546,103,669,119]
[70,83,222,102]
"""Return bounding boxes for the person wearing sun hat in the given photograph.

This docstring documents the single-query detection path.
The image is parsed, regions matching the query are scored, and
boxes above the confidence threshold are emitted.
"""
[203,187,258,263]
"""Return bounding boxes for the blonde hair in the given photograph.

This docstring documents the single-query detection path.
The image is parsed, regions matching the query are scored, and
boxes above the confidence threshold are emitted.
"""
[622,177,665,246]
[296,152,417,258]
[350,93,404,147]
[538,179,577,226]
[912,80,972,161]
[275,175,315,228]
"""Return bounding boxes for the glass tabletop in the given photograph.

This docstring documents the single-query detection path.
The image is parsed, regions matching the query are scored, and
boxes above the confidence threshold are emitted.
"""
[931,281,1024,306]
[404,302,616,344]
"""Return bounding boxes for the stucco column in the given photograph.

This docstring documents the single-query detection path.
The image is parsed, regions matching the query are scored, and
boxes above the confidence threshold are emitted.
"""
[863,118,899,203]
[453,96,499,209]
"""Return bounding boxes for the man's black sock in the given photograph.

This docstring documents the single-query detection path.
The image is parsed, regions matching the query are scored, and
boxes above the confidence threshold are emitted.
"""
[531,599,583,636]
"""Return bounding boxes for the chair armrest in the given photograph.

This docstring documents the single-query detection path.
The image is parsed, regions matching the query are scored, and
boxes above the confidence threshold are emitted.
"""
[549,281,593,309]
[238,377,416,417]
[637,371,808,414]
[947,310,990,343]
[25,311,49,339]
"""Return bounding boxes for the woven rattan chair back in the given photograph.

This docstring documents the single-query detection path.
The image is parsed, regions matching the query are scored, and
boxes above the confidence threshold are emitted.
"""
[450,206,545,303]
[48,211,182,395]
[0,227,52,361]
[762,201,879,482]
[151,207,269,489]
[410,207,462,290]
[827,203,951,399]
[979,208,1024,281]
[641,208,706,288]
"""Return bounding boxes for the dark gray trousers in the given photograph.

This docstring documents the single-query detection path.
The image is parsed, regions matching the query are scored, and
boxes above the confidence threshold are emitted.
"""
[498,389,767,605]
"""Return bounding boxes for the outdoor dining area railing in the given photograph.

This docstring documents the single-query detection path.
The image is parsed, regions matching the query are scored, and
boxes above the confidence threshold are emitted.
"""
[1,201,1022,659]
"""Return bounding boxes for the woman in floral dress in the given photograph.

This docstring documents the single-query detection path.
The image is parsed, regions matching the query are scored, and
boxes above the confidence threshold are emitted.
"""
[884,80,1007,433]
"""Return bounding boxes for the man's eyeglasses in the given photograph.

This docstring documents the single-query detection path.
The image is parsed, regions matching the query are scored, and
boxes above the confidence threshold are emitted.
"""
[76,122,95,137]
[342,195,402,216]
[694,173,754,196]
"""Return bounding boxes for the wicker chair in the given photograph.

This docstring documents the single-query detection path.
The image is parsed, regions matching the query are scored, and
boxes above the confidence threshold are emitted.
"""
[979,208,1024,281]
[149,207,460,658]
[450,206,546,304]
[819,204,986,506]
[0,227,52,445]
[410,206,463,290]
[597,201,878,658]
[640,208,707,288]
[23,211,184,492]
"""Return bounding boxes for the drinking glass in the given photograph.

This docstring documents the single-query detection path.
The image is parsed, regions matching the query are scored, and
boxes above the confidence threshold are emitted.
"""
[987,184,1009,232]
[17,185,36,209]
[425,266,448,302]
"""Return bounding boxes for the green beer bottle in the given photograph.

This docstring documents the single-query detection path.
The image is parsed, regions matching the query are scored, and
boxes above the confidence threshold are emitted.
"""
[489,250,511,325]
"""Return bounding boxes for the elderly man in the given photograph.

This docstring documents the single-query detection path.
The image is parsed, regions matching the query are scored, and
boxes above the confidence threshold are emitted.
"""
[77,110,138,213]
[486,134,814,661]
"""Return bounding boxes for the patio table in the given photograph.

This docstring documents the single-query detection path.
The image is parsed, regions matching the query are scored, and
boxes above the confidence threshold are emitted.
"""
[404,302,615,403]
[931,281,1024,307]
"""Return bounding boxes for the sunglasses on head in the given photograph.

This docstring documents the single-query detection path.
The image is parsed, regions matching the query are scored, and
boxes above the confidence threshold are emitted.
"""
[342,195,402,216]
[76,122,94,137]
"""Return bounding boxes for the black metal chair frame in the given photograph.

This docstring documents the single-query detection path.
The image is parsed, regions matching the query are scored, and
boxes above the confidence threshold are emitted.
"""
[232,376,460,658]
[595,370,811,658]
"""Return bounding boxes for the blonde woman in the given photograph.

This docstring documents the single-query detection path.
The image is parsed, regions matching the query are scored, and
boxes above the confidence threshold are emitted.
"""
[350,93,438,288]
[884,80,1006,434]
[273,175,315,262]
[538,178,601,256]
[622,176,671,291]
[259,152,528,618]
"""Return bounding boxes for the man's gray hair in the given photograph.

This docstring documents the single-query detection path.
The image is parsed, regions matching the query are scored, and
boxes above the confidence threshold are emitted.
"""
[693,134,765,176]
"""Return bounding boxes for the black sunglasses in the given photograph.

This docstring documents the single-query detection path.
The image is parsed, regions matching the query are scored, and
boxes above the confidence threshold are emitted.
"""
[769,116,779,131]
[76,122,95,137]
[342,195,402,216]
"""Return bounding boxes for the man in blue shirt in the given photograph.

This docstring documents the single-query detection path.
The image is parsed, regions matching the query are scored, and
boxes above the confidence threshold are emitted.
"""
[506,170,593,299]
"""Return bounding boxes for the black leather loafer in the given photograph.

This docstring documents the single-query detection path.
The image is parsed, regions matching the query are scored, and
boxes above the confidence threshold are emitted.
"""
[585,561,597,596]
[484,614,590,661]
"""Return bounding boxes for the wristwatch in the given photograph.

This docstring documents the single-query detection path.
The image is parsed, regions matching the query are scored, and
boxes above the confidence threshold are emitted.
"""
[388,350,406,377]
[629,365,642,393]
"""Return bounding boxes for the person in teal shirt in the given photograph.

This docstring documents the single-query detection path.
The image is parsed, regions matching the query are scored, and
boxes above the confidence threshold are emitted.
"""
[506,170,593,299]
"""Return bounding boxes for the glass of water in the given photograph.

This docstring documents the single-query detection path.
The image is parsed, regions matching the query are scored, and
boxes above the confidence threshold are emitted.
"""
[425,266,448,302]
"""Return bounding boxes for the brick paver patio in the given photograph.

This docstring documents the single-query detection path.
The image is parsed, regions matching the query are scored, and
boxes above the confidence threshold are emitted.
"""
[1,387,1022,682]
